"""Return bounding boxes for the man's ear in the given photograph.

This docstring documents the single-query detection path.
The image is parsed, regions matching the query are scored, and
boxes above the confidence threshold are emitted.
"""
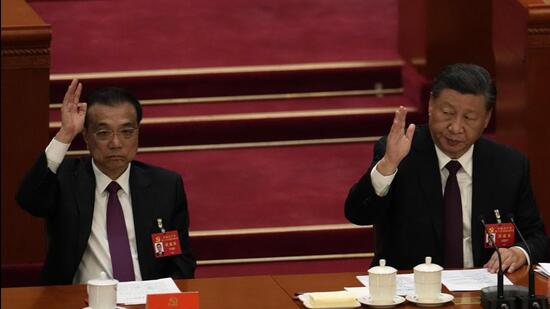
[82,127,90,148]
[428,96,434,117]
[483,108,493,129]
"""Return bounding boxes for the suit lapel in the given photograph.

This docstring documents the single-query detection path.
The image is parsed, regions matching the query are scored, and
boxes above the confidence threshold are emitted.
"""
[75,157,96,258]
[413,126,445,247]
[471,139,493,265]
[129,163,154,279]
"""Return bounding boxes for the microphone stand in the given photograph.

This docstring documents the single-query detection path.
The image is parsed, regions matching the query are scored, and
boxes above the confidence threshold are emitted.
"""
[480,217,521,309]
[509,216,549,309]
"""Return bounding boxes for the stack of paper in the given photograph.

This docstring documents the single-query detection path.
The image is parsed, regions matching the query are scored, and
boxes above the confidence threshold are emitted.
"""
[307,291,359,307]
[441,269,513,291]
[535,263,550,278]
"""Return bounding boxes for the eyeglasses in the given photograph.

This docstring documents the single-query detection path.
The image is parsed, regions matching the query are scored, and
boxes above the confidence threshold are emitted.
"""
[93,127,138,142]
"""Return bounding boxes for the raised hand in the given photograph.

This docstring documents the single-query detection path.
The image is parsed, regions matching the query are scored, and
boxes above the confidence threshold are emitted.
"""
[376,106,415,175]
[55,79,86,143]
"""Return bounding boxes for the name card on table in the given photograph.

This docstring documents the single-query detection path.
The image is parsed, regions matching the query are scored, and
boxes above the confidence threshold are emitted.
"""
[147,291,199,309]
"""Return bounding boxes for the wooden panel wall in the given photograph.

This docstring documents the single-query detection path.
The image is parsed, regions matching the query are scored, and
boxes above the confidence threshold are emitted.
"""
[1,0,51,264]
[399,0,495,79]
[425,0,495,77]
[398,0,427,74]
[493,0,550,235]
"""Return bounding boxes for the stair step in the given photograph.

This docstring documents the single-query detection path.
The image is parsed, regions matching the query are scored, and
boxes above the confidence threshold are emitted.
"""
[49,92,407,121]
[190,225,373,261]
[50,95,422,149]
[48,61,403,103]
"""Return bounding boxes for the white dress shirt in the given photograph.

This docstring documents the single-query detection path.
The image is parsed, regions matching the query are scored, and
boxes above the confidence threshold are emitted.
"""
[45,138,142,283]
[370,145,475,267]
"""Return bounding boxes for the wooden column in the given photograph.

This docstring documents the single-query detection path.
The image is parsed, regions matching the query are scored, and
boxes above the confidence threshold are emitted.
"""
[399,0,495,79]
[493,0,550,235]
[1,0,51,264]
[398,0,427,74]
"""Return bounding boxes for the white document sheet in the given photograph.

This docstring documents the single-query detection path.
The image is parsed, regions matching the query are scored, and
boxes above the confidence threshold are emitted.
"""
[117,277,181,305]
[441,269,513,291]
[356,274,416,296]
[535,263,550,278]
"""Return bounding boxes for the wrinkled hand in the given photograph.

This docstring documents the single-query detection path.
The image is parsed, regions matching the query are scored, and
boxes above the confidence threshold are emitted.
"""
[55,79,86,143]
[376,106,415,175]
[484,247,527,273]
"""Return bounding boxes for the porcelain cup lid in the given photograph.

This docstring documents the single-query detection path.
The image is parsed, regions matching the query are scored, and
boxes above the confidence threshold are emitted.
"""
[368,259,397,275]
[414,257,443,272]
[87,272,119,286]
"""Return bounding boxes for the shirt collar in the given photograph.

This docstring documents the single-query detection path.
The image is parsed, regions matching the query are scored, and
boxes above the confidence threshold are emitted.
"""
[91,160,132,195]
[434,144,474,177]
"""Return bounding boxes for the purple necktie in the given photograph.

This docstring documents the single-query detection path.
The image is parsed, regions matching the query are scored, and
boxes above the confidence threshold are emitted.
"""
[444,160,463,268]
[106,181,135,281]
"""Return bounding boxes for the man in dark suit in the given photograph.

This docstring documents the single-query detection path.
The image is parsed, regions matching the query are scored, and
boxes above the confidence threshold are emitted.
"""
[16,79,196,285]
[345,64,548,272]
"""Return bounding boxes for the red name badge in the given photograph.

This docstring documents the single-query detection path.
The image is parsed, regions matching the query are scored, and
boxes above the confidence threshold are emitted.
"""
[147,292,199,309]
[484,223,515,248]
[151,230,182,258]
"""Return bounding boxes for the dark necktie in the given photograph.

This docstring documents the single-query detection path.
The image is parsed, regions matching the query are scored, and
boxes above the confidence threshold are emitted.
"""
[106,181,135,281]
[444,160,463,268]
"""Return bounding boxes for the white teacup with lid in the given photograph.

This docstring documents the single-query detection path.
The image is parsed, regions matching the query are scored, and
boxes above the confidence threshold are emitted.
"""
[368,259,397,305]
[87,272,118,309]
[413,256,443,302]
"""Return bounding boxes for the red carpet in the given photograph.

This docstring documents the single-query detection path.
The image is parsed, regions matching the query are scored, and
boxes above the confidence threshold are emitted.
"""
[30,0,398,74]
[136,142,375,230]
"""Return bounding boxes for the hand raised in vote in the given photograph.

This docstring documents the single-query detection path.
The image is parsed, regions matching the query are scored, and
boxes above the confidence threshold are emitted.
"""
[55,78,86,144]
[483,247,527,273]
[376,106,416,176]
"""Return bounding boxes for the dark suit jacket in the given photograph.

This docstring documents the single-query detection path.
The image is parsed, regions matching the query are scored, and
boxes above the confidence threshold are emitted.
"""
[345,125,548,269]
[16,153,196,285]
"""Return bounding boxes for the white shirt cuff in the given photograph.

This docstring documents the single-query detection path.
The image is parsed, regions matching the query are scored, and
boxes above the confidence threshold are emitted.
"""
[370,161,397,197]
[512,245,531,266]
[45,138,70,173]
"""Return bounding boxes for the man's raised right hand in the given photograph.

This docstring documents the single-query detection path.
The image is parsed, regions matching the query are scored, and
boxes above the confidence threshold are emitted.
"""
[376,106,415,176]
[55,79,86,144]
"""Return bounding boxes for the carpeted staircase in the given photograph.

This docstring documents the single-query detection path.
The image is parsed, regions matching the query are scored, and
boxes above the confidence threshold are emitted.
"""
[33,0,433,279]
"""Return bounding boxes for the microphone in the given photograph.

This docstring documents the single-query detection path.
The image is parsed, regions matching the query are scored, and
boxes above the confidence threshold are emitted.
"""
[479,215,522,309]
[508,214,548,309]
[480,216,505,298]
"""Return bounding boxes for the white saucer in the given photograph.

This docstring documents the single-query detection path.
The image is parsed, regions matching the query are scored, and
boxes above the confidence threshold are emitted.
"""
[358,295,406,308]
[297,294,361,309]
[405,293,454,307]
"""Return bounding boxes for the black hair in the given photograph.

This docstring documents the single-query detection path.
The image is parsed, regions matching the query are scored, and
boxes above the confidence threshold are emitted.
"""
[84,87,142,127]
[431,63,496,111]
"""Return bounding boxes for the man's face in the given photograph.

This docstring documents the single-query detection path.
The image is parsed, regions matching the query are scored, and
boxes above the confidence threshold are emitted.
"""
[428,88,491,159]
[83,102,139,179]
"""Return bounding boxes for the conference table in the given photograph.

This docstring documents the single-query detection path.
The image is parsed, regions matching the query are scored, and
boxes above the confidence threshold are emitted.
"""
[2,267,548,308]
